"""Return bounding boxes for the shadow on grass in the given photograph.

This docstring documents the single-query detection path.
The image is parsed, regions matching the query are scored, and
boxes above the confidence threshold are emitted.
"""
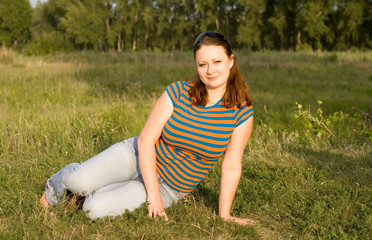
[192,184,220,213]
[288,145,372,185]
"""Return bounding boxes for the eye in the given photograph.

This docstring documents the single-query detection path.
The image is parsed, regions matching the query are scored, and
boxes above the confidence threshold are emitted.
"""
[198,63,206,67]
[214,60,221,64]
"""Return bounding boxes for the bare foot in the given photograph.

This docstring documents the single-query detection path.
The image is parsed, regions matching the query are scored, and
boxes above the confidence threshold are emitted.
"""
[40,192,50,208]
[223,215,258,226]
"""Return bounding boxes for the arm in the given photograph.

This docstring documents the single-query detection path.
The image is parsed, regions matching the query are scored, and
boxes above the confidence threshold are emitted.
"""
[219,116,254,225]
[137,91,174,221]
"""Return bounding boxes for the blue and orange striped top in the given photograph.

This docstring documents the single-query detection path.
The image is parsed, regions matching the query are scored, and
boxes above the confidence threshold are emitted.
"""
[155,81,254,193]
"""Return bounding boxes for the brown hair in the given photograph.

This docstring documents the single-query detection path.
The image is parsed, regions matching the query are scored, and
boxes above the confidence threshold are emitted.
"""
[189,34,252,109]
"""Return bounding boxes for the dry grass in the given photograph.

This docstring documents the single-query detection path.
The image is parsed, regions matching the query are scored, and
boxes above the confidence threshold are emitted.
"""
[0,51,371,239]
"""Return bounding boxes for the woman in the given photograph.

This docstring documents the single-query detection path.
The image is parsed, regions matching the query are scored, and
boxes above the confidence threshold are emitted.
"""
[40,31,255,225]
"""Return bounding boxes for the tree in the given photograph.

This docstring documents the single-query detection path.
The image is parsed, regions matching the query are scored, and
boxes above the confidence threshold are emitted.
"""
[60,1,111,50]
[195,0,235,34]
[361,0,372,48]
[19,0,372,52]
[336,1,364,49]
[170,0,198,51]
[114,0,145,51]
[154,0,198,51]
[154,0,176,51]
[0,0,32,47]
[141,0,156,50]
[297,1,331,50]
[129,0,144,50]
[267,3,287,49]
[236,0,265,50]
[109,1,122,51]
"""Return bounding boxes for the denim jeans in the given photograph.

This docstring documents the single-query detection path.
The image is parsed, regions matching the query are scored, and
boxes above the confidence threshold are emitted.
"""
[44,136,183,220]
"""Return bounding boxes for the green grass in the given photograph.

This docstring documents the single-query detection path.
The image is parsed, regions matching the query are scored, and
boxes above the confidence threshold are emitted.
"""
[0,49,371,239]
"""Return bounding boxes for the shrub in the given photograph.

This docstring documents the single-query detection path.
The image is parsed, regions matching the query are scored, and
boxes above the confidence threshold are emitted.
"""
[296,43,313,52]
[327,53,338,62]
[294,100,372,145]
[24,31,73,55]
[0,45,16,64]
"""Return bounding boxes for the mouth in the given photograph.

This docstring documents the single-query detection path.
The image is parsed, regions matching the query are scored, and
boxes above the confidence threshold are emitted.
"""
[207,76,218,81]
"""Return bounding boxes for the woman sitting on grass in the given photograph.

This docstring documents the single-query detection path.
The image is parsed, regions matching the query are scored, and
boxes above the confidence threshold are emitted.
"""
[40,31,255,225]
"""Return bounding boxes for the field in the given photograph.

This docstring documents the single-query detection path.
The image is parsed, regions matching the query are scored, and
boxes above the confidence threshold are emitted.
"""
[0,48,371,239]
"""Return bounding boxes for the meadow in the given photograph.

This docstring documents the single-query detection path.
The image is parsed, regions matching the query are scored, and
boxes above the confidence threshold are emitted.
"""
[0,47,371,239]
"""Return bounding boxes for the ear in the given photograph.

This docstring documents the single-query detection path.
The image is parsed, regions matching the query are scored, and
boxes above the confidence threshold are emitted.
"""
[229,54,235,69]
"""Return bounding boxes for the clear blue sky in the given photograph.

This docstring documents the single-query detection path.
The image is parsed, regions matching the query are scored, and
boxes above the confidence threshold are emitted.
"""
[29,0,48,8]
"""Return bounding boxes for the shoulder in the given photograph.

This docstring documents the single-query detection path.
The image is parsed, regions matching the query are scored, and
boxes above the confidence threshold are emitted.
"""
[235,99,253,110]
[235,101,253,115]
[165,81,193,105]
[166,81,192,91]
[234,100,254,127]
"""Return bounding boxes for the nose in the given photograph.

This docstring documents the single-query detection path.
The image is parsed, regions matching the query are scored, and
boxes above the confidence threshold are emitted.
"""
[206,64,214,75]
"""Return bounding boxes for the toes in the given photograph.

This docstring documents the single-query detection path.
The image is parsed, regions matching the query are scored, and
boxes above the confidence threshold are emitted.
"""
[40,193,50,208]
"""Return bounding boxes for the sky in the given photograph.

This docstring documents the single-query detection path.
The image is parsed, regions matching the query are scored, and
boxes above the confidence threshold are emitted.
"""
[29,0,48,8]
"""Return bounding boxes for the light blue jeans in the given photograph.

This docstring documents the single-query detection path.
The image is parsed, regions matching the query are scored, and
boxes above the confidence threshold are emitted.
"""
[44,136,183,220]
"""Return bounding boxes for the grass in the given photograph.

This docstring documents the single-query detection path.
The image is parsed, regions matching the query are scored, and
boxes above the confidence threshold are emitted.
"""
[0,48,371,239]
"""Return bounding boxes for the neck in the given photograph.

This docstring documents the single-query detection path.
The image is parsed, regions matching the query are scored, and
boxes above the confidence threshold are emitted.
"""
[207,89,225,104]
[207,89,225,100]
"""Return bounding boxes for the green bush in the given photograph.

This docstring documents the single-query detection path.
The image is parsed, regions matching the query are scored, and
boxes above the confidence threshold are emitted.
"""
[293,100,372,145]
[327,53,338,62]
[24,31,73,55]
[296,43,313,52]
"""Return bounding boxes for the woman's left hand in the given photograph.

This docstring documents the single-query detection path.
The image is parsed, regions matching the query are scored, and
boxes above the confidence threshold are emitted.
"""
[222,215,257,226]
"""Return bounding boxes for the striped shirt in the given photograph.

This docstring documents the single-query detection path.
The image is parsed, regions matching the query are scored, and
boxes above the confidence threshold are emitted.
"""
[155,81,254,193]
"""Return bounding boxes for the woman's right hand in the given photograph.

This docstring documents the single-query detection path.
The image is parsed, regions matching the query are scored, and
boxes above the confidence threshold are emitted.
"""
[147,192,168,221]
[137,91,174,222]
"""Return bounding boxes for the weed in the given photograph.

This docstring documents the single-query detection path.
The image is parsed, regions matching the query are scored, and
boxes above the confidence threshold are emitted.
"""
[0,46,16,64]
[328,53,338,62]
[294,100,372,145]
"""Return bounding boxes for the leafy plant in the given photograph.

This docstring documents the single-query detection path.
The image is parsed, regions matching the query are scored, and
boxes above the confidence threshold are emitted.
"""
[294,100,372,144]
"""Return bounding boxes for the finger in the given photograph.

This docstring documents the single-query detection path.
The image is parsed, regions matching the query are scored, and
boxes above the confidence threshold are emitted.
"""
[161,211,168,221]
[152,210,168,221]
[148,205,156,218]
[151,210,161,218]
[151,211,160,218]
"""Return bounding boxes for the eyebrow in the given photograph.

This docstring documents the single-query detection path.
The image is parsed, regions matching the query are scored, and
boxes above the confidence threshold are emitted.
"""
[197,57,223,61]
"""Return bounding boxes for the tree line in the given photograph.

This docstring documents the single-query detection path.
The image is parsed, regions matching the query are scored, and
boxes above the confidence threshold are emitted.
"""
[0,0,371,54]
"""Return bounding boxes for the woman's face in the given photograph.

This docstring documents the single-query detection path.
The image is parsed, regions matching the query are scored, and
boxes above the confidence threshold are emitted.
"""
[195,45,234,92]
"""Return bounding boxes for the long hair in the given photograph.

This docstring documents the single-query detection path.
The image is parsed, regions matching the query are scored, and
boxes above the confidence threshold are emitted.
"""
[189,35,252,108]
